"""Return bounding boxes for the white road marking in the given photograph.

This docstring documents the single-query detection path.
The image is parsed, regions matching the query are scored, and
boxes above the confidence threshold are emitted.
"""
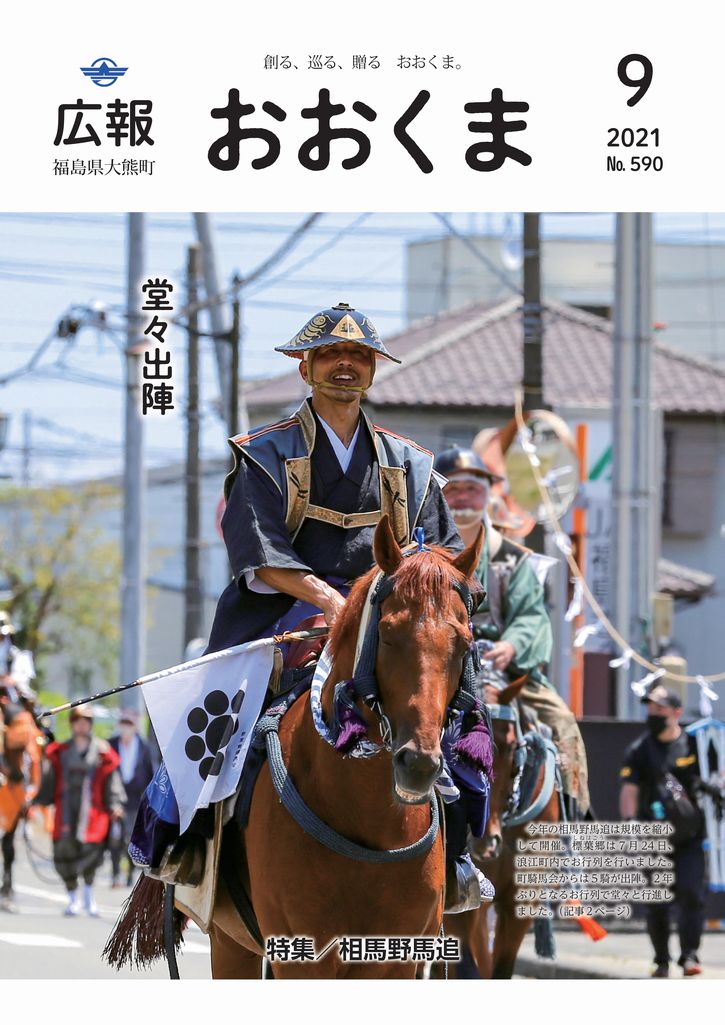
[0,932,83,948]
[14,884,73,905]
[14,884,116,914]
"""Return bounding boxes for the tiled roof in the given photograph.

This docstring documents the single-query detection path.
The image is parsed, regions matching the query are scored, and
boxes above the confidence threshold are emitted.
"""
[245,298,725,416]
[657,558,716,602]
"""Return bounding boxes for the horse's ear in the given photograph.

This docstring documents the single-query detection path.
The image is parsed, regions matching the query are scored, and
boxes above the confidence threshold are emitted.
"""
[497,677,528,706]
[374,514,403,574]
[451,524,485,579]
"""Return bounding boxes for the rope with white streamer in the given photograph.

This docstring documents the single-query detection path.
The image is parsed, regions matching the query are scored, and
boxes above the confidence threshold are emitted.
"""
[513,388,725,687]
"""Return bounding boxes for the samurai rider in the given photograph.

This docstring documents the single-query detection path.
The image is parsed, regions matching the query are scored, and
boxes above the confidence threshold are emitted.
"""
[131,302,494,911]
[0,612,44,913]
[435,447,590,818]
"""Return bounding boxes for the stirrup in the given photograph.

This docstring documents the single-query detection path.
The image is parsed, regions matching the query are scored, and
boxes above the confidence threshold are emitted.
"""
[444,855,483,915]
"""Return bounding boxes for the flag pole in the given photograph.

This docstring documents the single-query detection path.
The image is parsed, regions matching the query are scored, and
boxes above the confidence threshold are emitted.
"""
[38,627,330,720]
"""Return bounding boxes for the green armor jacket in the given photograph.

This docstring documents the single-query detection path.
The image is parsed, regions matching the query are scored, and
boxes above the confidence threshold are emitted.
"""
[473,529,554,688]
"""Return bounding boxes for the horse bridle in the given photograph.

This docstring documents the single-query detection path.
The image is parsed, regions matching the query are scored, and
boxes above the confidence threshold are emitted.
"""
[485,685,559,828]
[328,552,486,756]
[253,537,487,864]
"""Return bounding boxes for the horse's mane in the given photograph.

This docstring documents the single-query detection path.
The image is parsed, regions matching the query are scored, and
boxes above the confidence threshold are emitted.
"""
[329,546,468,663]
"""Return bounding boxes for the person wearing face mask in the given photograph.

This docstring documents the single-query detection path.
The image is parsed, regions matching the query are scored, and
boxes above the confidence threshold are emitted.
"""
[619,685,708,978]
[435,447,590,817]
[109,710,154,888]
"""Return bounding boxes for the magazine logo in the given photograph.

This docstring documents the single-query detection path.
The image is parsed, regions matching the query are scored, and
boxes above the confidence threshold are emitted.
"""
[80,57,128,88]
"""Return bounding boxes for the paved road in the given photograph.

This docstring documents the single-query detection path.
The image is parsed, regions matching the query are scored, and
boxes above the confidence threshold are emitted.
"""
[517,923,725,980]
[0,843,211,979]
[4,839,725,981]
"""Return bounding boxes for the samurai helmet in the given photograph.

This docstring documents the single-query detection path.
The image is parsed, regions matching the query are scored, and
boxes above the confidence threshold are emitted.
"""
[275,302,401,364]
[434,447,504,485]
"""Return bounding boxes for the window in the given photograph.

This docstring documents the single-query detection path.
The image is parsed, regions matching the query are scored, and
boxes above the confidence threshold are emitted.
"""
[662,423,716,535]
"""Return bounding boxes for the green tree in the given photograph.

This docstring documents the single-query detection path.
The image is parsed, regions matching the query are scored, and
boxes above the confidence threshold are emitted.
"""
[0,483,121,684]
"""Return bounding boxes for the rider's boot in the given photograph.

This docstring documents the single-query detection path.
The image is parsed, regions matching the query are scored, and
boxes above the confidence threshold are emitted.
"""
[444,853,495,914]
[443,797,495,914]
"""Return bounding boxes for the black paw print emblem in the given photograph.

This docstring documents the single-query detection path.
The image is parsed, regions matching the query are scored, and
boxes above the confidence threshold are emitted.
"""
[184,689,245,780]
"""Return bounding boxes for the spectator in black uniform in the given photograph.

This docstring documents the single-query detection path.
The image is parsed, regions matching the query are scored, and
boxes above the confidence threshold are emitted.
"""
[619,685,707,978]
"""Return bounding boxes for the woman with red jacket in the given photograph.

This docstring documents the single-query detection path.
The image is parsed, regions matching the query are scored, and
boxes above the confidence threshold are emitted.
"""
[41,705,125,916]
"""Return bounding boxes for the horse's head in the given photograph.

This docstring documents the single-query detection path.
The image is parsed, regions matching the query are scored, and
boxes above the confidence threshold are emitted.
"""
[474,678,527,861]
[331,514,484,805]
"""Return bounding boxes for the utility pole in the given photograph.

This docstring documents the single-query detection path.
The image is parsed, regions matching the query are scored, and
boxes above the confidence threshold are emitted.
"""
[229,293,241,439]
[522,213,544,413]
[612,213,654,719]
[521,214,571,705]
[193,213,233,425]
[184,245,204,648]
[120,213,146,712]
[522,213,546,555]
[21,411,31,486]
[194,214,251,438]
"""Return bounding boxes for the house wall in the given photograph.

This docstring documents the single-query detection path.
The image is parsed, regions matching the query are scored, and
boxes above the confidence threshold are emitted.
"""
[364,405,509,455]
[661,417,725,684]
[407,236,725,362]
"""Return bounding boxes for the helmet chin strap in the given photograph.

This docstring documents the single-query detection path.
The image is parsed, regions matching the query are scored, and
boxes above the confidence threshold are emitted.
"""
[305,349,375,397]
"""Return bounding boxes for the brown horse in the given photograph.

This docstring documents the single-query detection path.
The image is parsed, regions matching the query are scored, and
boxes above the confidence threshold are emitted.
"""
[208,515,483,979]
[446,678,560,978]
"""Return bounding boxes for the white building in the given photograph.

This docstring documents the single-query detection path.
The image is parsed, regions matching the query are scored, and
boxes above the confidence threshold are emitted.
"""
[406,234,725,363]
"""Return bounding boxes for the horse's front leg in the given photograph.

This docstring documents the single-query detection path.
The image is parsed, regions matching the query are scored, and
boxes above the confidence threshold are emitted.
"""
[491,885,532,979]
[464,905,493,979]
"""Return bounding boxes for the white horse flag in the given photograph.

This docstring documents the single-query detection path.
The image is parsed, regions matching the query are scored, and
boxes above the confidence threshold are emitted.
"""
[142,640,275,833]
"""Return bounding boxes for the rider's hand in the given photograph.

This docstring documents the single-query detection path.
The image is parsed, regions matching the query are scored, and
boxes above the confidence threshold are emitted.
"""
[488,641,516,671]
[483,685,500,706]
[110,808,124,821]
[319,587,347,627]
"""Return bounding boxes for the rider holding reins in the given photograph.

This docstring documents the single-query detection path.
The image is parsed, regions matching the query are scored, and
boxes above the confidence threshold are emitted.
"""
[435,447,590,818]
[130,303,494,912]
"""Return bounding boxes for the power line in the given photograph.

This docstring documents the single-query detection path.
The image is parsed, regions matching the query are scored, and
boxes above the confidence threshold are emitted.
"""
[246,213,369,297]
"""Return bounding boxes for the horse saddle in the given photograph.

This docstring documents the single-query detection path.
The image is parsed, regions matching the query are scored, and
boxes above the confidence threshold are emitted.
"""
[282,614,327,669]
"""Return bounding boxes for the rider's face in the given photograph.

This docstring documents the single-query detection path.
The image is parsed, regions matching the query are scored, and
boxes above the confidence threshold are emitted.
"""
[300,343,374,403]
[444,477,490,517]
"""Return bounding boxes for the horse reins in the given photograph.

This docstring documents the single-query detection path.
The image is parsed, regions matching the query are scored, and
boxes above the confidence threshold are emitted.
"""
[252,531,484,863]
[343,565,484,742]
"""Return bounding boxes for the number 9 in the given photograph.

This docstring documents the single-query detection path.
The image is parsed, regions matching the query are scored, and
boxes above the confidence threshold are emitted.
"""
[617,54,653,107]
